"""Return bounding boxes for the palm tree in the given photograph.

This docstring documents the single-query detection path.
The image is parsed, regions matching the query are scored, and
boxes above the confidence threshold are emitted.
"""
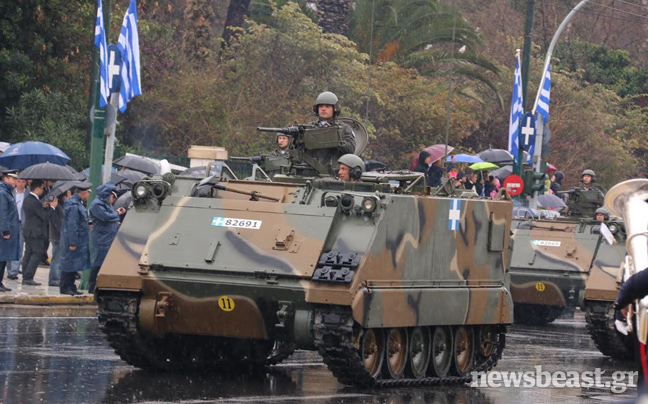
[349,0,502,106]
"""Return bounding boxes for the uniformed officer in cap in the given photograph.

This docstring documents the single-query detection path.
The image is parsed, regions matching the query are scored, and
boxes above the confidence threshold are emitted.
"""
[309,92,357,171]
[337,154,364,182]
[59,181,92,295]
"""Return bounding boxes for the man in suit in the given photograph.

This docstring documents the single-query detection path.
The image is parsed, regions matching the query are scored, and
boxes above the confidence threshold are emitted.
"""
[21,179,56,286]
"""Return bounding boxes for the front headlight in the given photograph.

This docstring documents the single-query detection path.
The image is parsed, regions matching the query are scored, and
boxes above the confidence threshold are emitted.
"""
[608,224,618,234]
[133,183,149,199]
[362,197,377,213]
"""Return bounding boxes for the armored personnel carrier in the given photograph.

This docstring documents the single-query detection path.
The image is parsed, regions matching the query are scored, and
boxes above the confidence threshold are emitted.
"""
[95,122,513,387]
[508,188,633,358]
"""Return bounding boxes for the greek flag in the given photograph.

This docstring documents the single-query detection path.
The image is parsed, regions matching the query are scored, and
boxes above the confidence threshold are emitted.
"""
[537,64,551,123]
[508,54,523,164]
[94,0,109,108]
[117,0,142,113]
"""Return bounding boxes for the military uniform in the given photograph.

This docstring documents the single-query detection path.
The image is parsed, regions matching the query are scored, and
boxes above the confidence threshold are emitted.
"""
[307,119,356,174]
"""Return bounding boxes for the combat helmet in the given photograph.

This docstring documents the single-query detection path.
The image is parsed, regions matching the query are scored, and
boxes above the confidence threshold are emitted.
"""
[581,169,596,181]
[313,91,341,116]
[338,154,364,180]
[594,207,609,220]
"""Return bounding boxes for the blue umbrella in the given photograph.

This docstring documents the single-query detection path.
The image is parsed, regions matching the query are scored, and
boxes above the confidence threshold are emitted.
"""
[0,141,70,169]
[446,153,483,164]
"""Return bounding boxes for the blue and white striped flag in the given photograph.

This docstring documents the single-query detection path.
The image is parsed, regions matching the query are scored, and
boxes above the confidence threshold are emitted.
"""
[117,0,142,113]
[508,54,523,165]
[94,0,109,108]
[537,64,551,123]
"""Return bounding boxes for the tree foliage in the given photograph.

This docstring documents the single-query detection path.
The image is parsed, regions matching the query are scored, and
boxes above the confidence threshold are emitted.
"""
[121,3,477,169]
[5,89,89,167]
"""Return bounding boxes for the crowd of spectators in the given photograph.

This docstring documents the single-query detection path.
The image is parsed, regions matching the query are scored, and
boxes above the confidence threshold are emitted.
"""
[0,167,124,295]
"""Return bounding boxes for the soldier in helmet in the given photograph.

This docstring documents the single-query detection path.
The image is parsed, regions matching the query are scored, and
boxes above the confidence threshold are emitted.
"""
[337,154,364,182]
[310,92,357,172]
[565,169,605,217]
[594,207,609,222]
[275,134,290,156]
[581,169,607,194]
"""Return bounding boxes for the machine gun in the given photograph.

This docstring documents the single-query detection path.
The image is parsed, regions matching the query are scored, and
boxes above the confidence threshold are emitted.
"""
[229,155,267,164]
[257,123,346,176]
[257,123,344,151]
[559,187,604,218]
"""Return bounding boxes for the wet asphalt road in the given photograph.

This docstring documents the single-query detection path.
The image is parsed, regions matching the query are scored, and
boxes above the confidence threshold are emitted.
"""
[0,306,639,404]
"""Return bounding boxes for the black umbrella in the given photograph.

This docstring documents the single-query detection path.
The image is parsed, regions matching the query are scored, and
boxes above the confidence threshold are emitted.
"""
[477,149,515,165]
[46,180,81,199]
[180,166,207,178]
[19,162,77,181]
[490,165,512,181]
[114,191,132,210]
[113,155,159,175]
[118,168,147,184]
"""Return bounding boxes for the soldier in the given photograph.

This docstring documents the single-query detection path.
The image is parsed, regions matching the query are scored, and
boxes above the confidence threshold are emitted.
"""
[581,169,607,195]
[310,92,356,172]
[594,207,609,222]
[337,154,364,182]
[276,134,290,156]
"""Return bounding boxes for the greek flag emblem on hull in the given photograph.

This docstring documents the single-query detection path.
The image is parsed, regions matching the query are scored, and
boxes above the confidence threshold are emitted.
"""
[448,199,461,231]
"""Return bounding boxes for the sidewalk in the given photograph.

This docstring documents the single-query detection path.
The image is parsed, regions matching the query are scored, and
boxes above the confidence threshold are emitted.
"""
[0,264,95,306]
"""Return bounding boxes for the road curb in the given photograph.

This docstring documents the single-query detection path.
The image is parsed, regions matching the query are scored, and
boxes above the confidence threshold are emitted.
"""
[0,294,96,306]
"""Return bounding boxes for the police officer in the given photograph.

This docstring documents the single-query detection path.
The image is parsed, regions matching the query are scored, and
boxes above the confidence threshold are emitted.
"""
[310,92,356,172]
[337,154,364,182]
[0,168,20,292]
[59,182,92,295]
[88,182,125,294]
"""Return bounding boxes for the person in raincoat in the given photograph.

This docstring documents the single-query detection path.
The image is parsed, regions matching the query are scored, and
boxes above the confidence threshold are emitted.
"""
[59,182,92,295]
[88,182,125,293]
[0,169,20,292]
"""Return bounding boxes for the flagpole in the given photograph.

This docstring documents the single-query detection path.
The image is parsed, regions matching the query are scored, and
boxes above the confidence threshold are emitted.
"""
[528,0,590,209]
[83,0,110,291]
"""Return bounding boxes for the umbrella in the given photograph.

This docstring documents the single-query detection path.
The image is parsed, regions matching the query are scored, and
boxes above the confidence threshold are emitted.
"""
[0,141,70,169]
[19,162,77,181]
[546,163,557,173]
[46,180,85,199]
[113,155,159,175]
[490,165,513,181]
[118,168,147,184]
[424,144,455,164]
[478,149,514,165]
[180,166,207,178]
[76,170,127,186]
[446,153,483,164]
[537,193,567,210]
[0,142,10,152]
[114,191,132,210]
[469,162,499,172]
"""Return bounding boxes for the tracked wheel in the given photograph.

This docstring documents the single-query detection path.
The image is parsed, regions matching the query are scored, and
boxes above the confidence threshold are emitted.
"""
[405,326,431,379]
[477,325,495,360]
[360,328,385,378]
[451,326,474,376]
[429,326,452,377]
[383,328,408,379]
